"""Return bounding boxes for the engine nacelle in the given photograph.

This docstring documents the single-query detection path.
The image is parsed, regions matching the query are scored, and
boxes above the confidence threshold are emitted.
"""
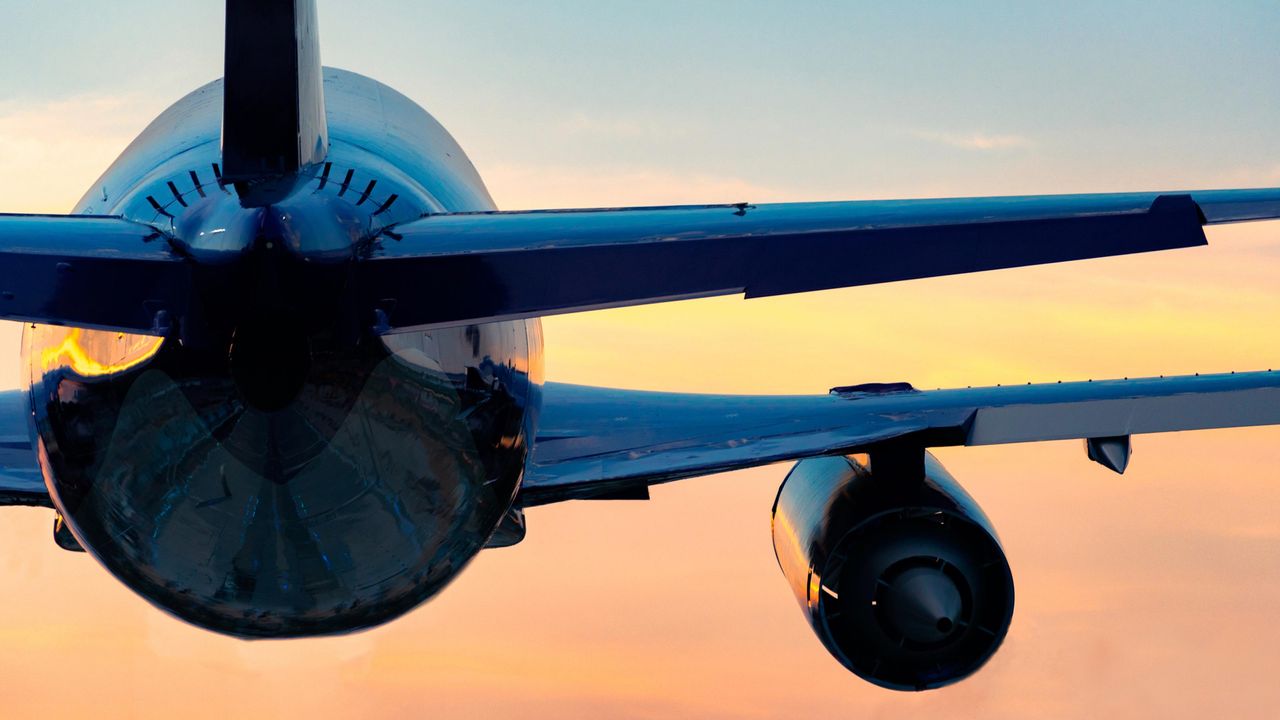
[772,452,1014,691]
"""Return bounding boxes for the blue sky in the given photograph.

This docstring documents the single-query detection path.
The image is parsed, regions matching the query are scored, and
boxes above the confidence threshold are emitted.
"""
[1,0,1277,212]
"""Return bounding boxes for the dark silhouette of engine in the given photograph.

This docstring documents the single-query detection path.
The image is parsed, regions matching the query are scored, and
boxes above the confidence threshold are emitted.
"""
[772,452,1014,691]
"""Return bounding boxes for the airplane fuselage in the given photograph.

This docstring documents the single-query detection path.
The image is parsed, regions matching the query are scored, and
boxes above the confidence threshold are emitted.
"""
[21,68,543,637]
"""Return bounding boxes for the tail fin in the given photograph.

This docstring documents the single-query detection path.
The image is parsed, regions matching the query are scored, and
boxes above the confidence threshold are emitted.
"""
[221,0,328,205]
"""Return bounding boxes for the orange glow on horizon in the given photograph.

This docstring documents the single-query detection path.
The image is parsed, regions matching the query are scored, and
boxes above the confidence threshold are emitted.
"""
[0,220,1275,719]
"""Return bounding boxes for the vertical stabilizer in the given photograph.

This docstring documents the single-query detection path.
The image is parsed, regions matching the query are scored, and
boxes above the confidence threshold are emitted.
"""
[222,0,328,205]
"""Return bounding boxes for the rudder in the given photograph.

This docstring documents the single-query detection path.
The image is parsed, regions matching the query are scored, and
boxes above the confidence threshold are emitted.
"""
[221,0,328,205]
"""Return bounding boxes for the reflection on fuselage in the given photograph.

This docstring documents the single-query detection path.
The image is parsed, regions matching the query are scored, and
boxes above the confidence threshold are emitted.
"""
[20,68,547,637]
[25,320,538,637]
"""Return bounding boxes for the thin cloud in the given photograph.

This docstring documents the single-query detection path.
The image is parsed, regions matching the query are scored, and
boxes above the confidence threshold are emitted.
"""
[0,93,160,212]
[558,111,691,141]
[1224,524,1280,540]
[480,164,802,210]
[913,129,1034,151]
[1196,163,1280,188]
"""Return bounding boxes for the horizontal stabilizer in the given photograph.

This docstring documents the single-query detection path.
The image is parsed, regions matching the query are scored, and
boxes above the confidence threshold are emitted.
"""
[0,214,186,333]
[362,188,1280,331]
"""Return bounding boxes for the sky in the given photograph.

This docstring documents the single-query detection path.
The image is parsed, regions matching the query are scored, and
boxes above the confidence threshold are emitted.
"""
[1,1,1280,717]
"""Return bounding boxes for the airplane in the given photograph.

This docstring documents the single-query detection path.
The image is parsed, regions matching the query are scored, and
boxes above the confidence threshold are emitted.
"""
[1,0,1278,693]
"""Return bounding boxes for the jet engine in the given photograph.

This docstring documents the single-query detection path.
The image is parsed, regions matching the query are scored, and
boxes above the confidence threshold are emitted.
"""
[771,451,1014,691]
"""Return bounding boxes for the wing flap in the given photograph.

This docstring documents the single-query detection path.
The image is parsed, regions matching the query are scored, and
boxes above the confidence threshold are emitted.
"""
[522,370,1280,506]
[968,384,1280,444]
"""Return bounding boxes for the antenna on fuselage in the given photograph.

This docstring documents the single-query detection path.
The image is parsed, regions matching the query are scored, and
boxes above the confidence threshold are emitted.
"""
[221,0,329,207]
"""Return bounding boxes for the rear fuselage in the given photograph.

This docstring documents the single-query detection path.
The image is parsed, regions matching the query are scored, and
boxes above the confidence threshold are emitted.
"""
[22,68,543,637]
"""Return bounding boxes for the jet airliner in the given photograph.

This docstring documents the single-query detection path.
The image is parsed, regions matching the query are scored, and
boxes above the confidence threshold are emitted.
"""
[2,0,1279,691]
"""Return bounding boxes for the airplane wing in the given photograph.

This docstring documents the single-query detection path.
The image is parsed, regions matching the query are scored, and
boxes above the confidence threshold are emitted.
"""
[361,189,1280,331]
[520,370,1280,506]
[0,390,45,507]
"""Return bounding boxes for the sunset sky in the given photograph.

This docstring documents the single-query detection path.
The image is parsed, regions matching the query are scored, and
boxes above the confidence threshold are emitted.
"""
[2,1,1280,718]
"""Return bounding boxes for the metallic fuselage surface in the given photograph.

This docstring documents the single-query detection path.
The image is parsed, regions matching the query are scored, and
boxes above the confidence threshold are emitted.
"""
[22,68,544,637]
